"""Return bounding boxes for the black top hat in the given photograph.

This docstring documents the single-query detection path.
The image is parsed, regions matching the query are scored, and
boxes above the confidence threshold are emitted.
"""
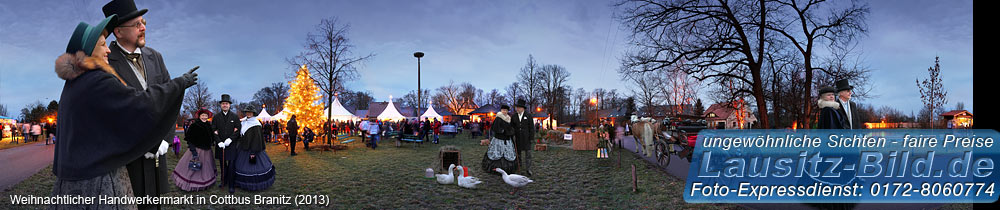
[500,105,511,110]
[242,106,257,114]
[220,94,232,104]
[835,79,854,92]
[102,0,148,29]
[818,86,836,95]
[515,99,527,108]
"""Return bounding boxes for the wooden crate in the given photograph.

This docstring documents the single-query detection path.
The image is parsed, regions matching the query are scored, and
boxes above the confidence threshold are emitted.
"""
[439,151,461,171]
[571,132,598,150]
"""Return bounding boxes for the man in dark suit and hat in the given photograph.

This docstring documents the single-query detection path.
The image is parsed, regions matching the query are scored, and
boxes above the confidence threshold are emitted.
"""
[212,94,241,188]
[103,1,182,208]
[511,99,535,176]
[835,79,864,129]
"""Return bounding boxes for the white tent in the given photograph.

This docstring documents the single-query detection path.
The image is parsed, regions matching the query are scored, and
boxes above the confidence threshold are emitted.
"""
[271,109,288,121]
[376,96,406,121]
[324,97,360,122]
[419,103,443,121]
[257,108,272,121]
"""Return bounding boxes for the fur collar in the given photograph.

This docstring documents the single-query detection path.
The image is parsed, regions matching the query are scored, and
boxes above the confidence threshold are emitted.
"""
[55,52,126,85]
[496,112,511,122]
[817,100,840,109]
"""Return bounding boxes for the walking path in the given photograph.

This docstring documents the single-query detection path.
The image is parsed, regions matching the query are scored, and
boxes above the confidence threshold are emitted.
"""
[0,141,54,191]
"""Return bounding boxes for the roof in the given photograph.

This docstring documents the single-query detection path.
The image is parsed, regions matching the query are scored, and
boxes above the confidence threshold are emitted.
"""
[598,107,628,118]
[468,104,499,115]
[940,110,973,117]
[703,103,732,121]
[366,102,389,118]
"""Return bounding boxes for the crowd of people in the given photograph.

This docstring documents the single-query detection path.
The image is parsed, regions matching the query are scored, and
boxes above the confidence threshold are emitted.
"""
[2,122,55,145]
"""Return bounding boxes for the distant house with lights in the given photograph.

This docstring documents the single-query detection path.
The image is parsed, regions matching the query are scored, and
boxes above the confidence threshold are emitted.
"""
[703,103,756,129]
[940,110,973,129]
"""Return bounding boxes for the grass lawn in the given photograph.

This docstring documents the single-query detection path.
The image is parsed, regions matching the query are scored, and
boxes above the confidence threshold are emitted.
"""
[0,136,41,150]
[1,133,974,209]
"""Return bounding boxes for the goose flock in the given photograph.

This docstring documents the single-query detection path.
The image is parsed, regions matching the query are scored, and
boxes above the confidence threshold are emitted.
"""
[431,165,533,194]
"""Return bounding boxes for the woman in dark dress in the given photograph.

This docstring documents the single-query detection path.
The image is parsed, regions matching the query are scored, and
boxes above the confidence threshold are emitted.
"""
[172,109,217,191]
[816,86,847,129]
[481,105,517,175]
[51,15,197,209]
[230,106,276,192]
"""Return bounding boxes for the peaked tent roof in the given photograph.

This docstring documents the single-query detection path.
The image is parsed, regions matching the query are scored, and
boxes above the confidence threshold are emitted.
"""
[324,97,359,121]
[376,97,406,121]
[420,105,443,121]
[257,108,271,121]
[272,109,288,121]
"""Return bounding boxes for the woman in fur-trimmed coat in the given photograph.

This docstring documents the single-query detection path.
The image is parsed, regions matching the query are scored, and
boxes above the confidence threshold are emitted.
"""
[51,15,196,210]
[481,105,518,175]
[816,86,847,129]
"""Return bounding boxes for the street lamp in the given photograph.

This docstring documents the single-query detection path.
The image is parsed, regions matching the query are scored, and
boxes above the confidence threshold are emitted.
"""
[414,52,425,117]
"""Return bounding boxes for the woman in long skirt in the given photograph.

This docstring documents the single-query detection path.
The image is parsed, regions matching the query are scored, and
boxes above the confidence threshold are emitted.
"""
[172,109,217,191]
[51,14,195,209]
[231,106,276,192]
[482,105,518,175]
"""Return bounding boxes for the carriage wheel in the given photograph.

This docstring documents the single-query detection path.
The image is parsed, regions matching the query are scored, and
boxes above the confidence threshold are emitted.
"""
[656,142,671,167]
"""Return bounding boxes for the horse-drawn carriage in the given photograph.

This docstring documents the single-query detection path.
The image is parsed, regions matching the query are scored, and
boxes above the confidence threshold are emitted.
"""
[630,116,706,167]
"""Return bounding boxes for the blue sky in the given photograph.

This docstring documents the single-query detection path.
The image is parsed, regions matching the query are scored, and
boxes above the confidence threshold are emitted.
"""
[0,0,973,117]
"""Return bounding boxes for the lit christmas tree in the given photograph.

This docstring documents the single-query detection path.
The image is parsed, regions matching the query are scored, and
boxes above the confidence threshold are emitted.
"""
[284,64,324,133]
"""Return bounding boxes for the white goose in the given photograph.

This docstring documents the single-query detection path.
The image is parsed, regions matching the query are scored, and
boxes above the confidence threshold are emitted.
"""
[494,168,533,194]
[436,164,456,184]
[455,166,482,189]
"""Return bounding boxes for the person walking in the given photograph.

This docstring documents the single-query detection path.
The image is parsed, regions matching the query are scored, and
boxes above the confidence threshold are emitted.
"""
[286,115,299,156]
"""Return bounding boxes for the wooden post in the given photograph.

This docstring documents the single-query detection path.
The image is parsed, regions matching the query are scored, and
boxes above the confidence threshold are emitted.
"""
[632,164,637,193]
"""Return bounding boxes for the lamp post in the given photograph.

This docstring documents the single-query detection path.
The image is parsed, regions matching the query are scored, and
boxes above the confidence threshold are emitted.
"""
[413,52,425,118]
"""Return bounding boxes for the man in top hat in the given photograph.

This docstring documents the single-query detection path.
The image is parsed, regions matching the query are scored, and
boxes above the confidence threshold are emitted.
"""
[103,1,175,208]
[835,79,864,129]
[511,99,535,176]
[212,94,241,188]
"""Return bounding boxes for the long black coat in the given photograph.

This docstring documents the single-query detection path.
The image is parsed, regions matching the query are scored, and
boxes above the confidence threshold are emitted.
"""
[53,55,185,183]
[107,41,175,200]
[836,100,865,129]
[818,107,847,129]
[212,110,242,159]
[286,119,299,140]
[511,111,535,151]
[237,125,266,153]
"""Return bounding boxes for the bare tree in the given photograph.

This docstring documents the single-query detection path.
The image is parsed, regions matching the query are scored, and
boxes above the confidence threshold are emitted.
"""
[341,90,374,111]
[287,17,374,125]
[539,64,571,119]
[252,82,289,114]
[517,54,543,107]
[477,89,506,107]
[658,68,701,115]
[401,89,431,111]
[916,56,947,129]
[504,82,521,106]
[621,67,662,116]
[767,0,869,127]
[432,80,479,115]
[617,0,775,128]
[182,82,214,118]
